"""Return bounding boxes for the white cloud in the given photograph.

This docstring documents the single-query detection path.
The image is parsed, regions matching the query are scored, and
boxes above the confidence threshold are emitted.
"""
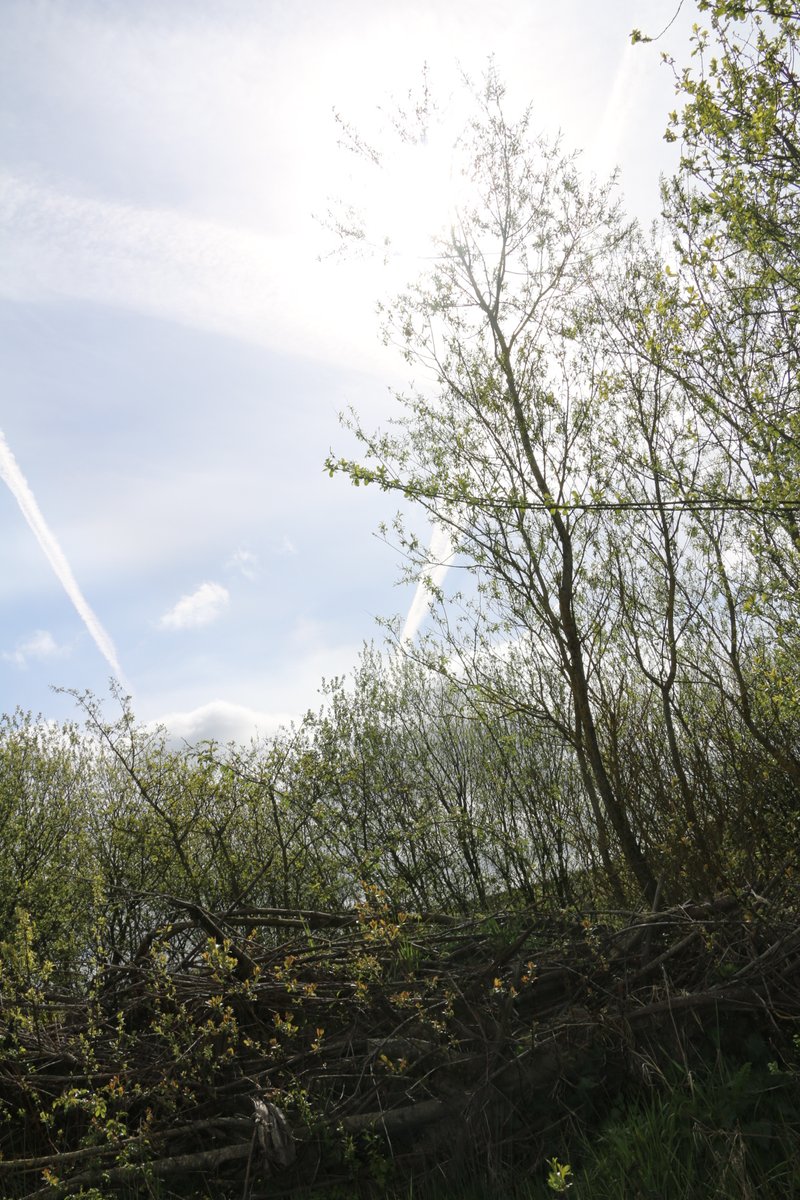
[152,700,293,746]
[276,535,298,557]
[141,634,364,737]
[3,629,69,668]
[158,581,229,631]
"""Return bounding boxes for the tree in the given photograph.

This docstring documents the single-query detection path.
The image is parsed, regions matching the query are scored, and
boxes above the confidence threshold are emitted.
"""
[660,1,799,546]
[649,1,800,787]
[330,72,660,903]
[329,35,800,904]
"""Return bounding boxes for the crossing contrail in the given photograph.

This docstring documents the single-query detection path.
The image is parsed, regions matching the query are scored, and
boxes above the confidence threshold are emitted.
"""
[0,429,126,683]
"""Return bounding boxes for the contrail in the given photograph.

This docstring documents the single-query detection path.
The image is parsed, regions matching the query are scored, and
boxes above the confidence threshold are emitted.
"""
[586,40,646,179]
[400,524,453,644]
[0,429,126,684]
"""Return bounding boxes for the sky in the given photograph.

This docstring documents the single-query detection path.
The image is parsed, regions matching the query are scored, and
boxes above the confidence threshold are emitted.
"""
[0,0,693,744]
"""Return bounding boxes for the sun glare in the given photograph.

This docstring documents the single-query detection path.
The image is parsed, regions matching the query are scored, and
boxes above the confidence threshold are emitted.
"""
[357,117,469,272]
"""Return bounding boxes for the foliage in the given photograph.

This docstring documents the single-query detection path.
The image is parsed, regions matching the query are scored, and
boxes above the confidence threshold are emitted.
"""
[545,1157,573,1193]
[327,44,800,907]
[2,888,800,1198]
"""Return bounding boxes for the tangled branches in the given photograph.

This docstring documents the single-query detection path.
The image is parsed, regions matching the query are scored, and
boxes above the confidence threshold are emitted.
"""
[1,886,799,1198]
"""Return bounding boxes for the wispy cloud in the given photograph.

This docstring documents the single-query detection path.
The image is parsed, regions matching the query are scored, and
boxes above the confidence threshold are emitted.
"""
[3,629,69,668]
[227,548,260,580]
[0,430,125,681]
[0,172,381,369]
[158,581,229,631]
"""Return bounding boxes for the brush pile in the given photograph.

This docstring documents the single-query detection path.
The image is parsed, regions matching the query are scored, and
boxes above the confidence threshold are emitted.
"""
[1,885,799,1198]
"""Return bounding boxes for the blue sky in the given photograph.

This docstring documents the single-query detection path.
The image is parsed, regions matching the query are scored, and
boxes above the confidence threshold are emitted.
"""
[0,0,691,742]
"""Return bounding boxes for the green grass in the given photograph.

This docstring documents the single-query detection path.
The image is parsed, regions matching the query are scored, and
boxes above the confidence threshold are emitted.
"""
[566,1060,800,1200]
[325,1058,800,1200]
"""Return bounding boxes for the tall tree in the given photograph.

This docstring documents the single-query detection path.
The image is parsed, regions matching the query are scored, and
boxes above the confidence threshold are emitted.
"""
[649,1,800,784]
[330,73,659,902]
[329,13,800,903]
